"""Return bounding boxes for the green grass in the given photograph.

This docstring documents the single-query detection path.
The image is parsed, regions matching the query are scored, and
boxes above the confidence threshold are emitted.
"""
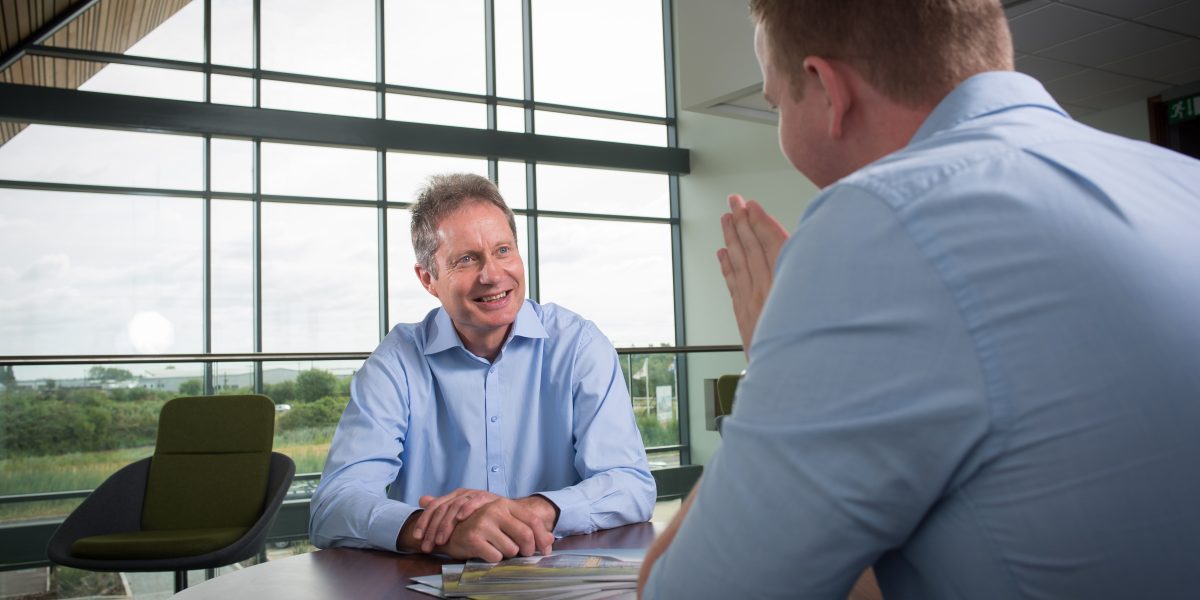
[0,427,337,524]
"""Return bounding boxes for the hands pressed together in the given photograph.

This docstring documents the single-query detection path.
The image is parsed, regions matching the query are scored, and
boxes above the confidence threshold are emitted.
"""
[716,194,789,357]
[398,488,558,562]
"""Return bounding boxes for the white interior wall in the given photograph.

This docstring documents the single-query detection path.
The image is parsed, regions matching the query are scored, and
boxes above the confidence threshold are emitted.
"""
[1076,100,1151,142]
[676,111,818,465]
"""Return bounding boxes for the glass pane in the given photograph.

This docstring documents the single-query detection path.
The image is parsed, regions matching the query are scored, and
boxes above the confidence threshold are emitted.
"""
[211,200,253,353]
[213,361,253,394]
[386,209,444,328]
[385,0,484,94]
[212,0,253,67]
[0,362,188,523]
[260,142,376,200]
[211,73,255,106]
[124,0,205,62]
[497,104,525,132]
[0,190,201,355]
[538,218,674,346]
[261,203,378,352]
[386,94,487,128]
[536,111,667,147]
[497,160,527,209]
[261,0,375,82]
[536,165,669,217]
[0,124,201,189]
[495,0,525,100]
[516,218,530,296]
[387,210,529,328]
[44,0,203,63]
[385,152,489,204]
[81,62,204,101]
[1,55,203,101]
[532,0,665,116]
[211,138,253,193]
[262,360,363,477]
[619,352,681,450]
[262,80,376,118]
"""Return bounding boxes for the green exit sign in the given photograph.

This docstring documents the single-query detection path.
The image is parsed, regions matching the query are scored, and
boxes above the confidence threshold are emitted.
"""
[1167,95,1200,124]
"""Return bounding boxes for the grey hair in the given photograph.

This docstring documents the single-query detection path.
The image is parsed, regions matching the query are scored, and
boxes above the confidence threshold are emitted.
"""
[410,173,517,277]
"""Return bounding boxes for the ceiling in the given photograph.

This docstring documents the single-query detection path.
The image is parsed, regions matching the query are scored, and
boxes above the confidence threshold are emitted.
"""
[690,0,1200,123]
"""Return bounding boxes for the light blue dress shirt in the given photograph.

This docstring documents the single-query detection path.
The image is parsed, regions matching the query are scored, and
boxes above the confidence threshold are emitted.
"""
[309,300,655,551]
[646,72,1200,599]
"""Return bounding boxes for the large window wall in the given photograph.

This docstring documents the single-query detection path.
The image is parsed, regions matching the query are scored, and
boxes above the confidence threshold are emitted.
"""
[0,0,704,572]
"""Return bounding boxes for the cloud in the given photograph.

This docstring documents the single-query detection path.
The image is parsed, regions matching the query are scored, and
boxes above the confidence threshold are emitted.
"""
[20,253,71,282]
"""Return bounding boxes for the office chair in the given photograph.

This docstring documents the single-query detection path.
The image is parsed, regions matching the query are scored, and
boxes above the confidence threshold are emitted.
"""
[46,394,295,593]
[714,373,742,435]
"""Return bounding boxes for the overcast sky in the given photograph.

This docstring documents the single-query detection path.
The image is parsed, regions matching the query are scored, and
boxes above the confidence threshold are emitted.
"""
[0,0,677,380]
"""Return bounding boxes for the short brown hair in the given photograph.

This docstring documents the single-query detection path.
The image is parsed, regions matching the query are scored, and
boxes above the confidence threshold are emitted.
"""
[410,173,517,277]
[749,0,1013,107]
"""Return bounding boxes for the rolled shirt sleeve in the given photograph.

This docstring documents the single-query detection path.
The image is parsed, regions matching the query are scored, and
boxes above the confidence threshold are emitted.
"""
[308,350,418,551]
[538,322,657,536]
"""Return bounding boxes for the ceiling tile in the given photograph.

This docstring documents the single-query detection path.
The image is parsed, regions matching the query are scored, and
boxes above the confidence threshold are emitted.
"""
[1008,4,1122,53]
[1039,22,1186,67]
[1056,0,1187,19]
[1102,39,1200,82]
[1059,102,1098,117]
[1004,0,1051,18]
[1043,68,1150,102]
[1162,64,1200,86]
[1074,80,1170,110]
[1138,1,1200,37]
[1016,55,1086,82]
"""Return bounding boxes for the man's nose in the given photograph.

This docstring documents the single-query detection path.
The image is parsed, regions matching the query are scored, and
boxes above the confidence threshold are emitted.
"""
[478,258,500,283]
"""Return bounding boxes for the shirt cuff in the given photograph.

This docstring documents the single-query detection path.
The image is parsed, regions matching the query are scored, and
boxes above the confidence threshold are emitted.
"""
[367,501,421,552]
[536,487,592,537]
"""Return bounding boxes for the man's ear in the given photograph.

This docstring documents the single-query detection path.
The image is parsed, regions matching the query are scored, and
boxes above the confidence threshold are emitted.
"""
[802,56,852,140]
[414,263,439,298]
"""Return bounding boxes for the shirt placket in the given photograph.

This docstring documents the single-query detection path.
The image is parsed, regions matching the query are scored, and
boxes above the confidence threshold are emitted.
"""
[483,362,508,497]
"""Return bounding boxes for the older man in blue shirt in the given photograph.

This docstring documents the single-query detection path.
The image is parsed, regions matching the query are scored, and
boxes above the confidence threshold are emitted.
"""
[310,174,655,561]
[640,0,1200,598]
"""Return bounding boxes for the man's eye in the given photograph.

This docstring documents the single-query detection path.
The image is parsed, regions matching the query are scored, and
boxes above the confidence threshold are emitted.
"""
[457,255,475,265]
[497,246,510,255]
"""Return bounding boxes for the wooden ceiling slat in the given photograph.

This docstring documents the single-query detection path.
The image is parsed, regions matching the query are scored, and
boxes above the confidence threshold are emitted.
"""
[2,0,195,147]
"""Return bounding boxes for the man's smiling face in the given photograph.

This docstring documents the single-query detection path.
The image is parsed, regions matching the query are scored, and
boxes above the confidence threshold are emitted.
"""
[417,199,525,357]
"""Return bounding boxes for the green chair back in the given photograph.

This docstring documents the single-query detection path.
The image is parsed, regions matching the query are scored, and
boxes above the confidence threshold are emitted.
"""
[716,374,742,416]
[141,395,275,532]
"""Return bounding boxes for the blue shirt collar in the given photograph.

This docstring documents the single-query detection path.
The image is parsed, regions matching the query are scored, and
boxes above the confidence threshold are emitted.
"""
[910,71,1069,146]
[423,299,548,357]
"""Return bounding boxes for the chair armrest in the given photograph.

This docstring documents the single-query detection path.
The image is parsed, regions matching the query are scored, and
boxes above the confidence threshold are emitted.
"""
[47,457,151,565]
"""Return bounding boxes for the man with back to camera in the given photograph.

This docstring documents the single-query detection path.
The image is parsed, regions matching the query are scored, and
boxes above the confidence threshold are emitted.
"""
[639,1,1200,598]
[309,173,655,561]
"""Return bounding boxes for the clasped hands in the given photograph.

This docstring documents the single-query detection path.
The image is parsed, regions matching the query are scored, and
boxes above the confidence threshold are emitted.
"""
[398,488,558,562]
[717,194,789,357]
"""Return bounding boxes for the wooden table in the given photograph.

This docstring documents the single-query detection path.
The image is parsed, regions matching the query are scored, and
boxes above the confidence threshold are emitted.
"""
[174,522,660,599]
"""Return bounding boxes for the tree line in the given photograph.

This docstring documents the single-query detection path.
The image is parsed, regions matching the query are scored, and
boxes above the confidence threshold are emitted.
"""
[0,370,352,457]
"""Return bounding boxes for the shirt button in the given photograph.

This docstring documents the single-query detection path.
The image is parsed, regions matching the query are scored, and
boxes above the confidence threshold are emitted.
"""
[490,416,498,423]
[490,465,500,473]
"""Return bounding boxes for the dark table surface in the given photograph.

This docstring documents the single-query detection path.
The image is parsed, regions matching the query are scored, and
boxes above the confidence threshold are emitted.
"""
[174,522,661,600]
